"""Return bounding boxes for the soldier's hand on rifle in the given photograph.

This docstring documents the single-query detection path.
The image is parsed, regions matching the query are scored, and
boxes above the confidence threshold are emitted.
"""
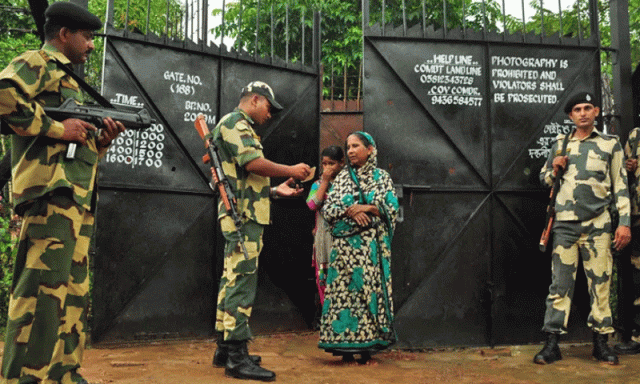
[626,158,638,173]
[274,177,304,197]
[61,118,96,145]
[614,225,632,251]
[289,163,312,181]
[97,117,125,147]
[552,155,568,177]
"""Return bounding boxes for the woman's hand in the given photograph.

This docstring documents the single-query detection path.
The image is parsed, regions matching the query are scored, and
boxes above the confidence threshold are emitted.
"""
[346,204,379,226]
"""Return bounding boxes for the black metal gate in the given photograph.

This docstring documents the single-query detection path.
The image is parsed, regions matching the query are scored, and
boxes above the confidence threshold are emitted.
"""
[363,3,606,347]
[92,13,321,343]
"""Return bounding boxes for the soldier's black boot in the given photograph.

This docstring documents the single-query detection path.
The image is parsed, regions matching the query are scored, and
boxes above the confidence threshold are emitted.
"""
[213,333,262,367]
[592,332,619,365]
[614,339,640,355]
[533,333,562,364]
[225,340,275,382]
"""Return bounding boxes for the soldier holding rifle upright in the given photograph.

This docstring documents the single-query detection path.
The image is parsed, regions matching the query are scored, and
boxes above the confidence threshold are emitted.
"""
[613,127,640,355]
[0,2,125,383]
[534,92,631,365]
[208,81,311,382]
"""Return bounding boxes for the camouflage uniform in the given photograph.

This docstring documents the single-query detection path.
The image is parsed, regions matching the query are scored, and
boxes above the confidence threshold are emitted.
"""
[0,44,107,384]
[620,127,640,338]
[540,128,630,334]
[211,108,270,341]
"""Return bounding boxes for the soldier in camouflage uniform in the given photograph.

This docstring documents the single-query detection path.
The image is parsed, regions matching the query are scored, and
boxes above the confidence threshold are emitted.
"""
[208,81,311,381]
[613,126,640,355]
[0,3,125,384]
[535,92,631,365]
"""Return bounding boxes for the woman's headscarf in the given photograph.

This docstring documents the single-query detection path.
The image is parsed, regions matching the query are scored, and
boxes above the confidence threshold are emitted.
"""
[347,131,378,203]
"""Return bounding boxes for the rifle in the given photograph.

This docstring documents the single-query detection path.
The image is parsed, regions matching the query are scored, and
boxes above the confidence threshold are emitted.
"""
[43,98,154,159]
[194,114,249,259]
[539,132,571,252]
[44,98,154,130]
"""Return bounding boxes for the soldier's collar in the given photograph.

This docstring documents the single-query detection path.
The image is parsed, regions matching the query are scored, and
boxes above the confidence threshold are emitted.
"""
[571,126,600,140]
[42,43,71,65]
[235,107,255,125]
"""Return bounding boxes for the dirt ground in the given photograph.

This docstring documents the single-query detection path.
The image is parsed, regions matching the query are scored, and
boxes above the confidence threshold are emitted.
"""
[7,332,640,384]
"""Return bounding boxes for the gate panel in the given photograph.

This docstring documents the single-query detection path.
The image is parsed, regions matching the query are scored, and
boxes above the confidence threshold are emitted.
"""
[365,33,600,347]
[393,192,491,348]
[94,32,319,342]
[365,40,489,188]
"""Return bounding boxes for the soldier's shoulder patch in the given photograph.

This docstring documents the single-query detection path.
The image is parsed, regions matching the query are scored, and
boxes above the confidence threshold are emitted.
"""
[240,133,257,148]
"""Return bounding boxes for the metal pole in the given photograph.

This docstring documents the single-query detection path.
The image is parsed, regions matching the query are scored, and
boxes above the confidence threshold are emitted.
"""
[442,0,447,38]
[124,0,130,34]
[540,0,544,37]
[577,0,583,42]
[312,11,320,68]
[165,0,170,39]
[558,0,563,43]
[145,0,151,35]
[201,0,208,49]
[521,0,526,35]
[610,0,633,140]
[270,5,274,61]
[463,0,466,36]
[422,0,426,38]
[238,0,244,51]
[588,0,598,39]
[482,0,487,37]
[501,0,506,38]
[106,0,115,28]
[301,12,305,65]
[254,0,260,59]
[382,0,385,37]
[402,0,406,36]
[220,0,226,51]
[286,4,289,62]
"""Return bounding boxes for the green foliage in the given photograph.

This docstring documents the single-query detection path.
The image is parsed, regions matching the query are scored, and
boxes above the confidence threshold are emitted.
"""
[209,0,519,99]
[0,200,17,327]
[0,0,41,70]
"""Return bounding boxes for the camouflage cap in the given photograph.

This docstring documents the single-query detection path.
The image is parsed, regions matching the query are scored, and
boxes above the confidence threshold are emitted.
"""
[564,92,597,114]
[241,81,283,111]
[44,1,102,31]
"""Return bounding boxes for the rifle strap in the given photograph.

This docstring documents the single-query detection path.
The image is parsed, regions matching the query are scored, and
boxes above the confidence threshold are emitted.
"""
[53,59,114,109]
[547,130,572,206]
[557,130,572,174]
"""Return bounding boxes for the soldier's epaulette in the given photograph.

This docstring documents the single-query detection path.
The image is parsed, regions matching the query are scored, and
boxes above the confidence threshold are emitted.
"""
[600,132,620,141]
[220,111,245,128]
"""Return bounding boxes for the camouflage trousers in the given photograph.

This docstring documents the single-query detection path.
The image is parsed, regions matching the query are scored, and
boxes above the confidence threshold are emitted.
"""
[215,217,263,341]
[543,211,614,334]
[1,193,93,384]
[617,219,640,339]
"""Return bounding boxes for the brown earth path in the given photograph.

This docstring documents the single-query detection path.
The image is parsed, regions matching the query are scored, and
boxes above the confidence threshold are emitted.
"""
[5,332,640,384]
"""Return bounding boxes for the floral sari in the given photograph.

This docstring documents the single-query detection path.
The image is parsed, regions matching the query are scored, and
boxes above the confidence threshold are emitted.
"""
[318,134,399,355]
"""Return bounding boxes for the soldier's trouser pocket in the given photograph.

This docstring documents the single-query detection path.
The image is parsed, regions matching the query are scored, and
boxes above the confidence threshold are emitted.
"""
[2,193,94,383]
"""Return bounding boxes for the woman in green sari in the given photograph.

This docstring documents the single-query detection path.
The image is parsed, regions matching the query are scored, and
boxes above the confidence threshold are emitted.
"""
[319,131,399,363]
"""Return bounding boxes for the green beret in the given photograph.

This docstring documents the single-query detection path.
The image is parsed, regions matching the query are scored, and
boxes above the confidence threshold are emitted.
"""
[44,2,102,31]
[564,92,598,114]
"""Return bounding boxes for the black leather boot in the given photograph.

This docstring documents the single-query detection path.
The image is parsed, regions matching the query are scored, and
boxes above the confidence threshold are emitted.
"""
[533,333,562,364]
[225,340,275,382]
[592,332,619,364]
[213,333,262,367]
[614,339,640,355]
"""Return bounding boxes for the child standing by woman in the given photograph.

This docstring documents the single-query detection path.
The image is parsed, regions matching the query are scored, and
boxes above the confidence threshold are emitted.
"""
[307,146,345,305]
